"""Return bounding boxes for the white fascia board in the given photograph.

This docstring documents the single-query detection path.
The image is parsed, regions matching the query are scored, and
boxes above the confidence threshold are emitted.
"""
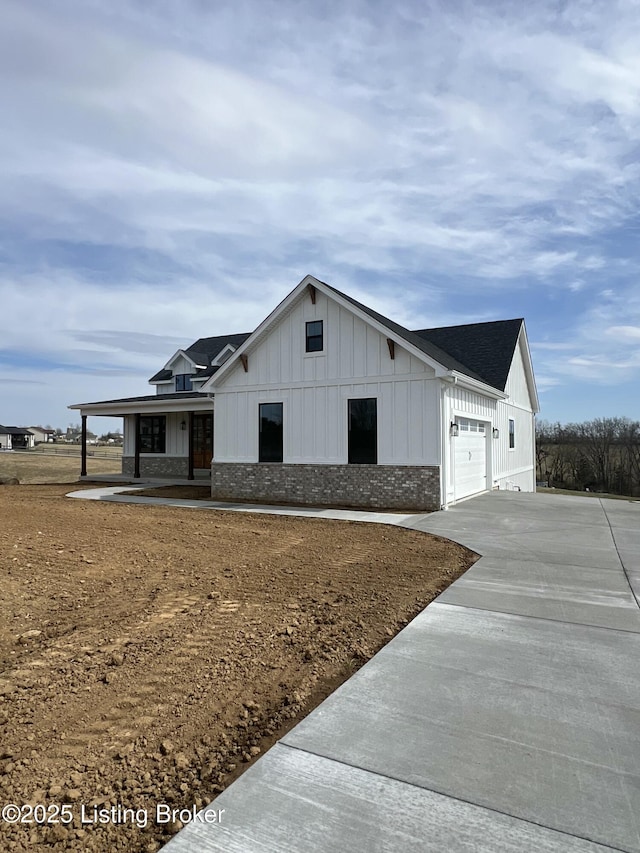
[518,323,540,413]
[444,372,508,400]
[204,274,449,390]
[211,343,237,366]
[68,396,215,417]
[163,349,197,371]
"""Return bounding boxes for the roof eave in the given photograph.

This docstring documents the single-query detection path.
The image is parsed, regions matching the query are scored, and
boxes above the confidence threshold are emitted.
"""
[444,372,508,400]
[68,394,215,417]
[518,322,540,413]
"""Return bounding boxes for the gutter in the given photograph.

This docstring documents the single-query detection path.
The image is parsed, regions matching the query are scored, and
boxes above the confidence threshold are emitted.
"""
[444,372,508,400]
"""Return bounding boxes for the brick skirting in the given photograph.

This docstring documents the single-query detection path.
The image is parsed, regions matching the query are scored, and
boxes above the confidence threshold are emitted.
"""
[210,462,441,511]
[122,456,189,478]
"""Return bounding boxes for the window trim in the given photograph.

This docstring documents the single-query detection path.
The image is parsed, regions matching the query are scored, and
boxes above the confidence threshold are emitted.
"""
[508,418,515,450]
[305,320,324,354]
[139,415,166,454]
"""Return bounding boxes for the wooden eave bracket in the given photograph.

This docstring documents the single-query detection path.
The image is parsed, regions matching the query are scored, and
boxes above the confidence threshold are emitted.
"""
[308,283,316,304]
[240,354,248,372]
[387,338,395,359]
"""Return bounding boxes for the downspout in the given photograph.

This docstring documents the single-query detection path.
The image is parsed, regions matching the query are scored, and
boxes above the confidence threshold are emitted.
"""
[440,375,458,509]
[439,381,447,510]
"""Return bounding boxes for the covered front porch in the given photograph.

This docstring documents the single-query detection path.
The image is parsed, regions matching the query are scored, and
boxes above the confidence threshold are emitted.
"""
[68,392,214,481]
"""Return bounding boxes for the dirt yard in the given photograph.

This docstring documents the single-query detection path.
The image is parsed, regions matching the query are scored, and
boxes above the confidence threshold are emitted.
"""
[0,483,476,852]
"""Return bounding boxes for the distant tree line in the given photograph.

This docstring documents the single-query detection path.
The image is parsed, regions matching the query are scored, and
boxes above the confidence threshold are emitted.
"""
[536,417,640,496]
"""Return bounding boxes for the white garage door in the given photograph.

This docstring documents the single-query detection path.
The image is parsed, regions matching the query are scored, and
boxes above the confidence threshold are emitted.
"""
[454,418,487,500]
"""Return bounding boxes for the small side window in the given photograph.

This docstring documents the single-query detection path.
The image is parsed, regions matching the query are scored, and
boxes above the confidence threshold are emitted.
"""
[509,419,515,449]
[305,320,323,353]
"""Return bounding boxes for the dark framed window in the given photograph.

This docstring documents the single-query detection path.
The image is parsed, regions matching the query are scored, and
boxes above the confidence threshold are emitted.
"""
[305,320,323,353]
[348,398,377,464]
[259,403,283,462]
[175,374,193,391]
[509,418,515,449]
[139,416,166,454]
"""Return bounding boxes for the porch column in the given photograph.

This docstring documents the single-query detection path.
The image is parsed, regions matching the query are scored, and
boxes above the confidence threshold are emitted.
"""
[80,415,87,477]
[188,411,194,481]
[134,413,141,479]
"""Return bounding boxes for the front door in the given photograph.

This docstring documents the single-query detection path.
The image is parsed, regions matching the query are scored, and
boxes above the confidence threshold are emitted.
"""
[192,413,213,469]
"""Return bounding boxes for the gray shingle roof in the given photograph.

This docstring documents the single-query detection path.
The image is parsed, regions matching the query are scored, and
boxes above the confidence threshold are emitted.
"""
[412,319,523,391]
[149,333,251,383]
[0,425,34,435]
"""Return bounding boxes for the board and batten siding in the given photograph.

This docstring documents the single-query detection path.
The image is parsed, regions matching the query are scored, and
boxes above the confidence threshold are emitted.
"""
[123,412,189,457]
[213,291,441,465]
[170,354,195,375]
[494,334,536,491]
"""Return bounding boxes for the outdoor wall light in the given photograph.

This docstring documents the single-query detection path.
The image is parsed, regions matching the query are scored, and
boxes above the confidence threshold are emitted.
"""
[180,420,187,431]
[493,428,500,439]
[450,422,459,437]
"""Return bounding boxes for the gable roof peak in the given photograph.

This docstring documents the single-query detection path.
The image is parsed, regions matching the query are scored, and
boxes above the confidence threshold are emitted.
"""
[411,318,523,391]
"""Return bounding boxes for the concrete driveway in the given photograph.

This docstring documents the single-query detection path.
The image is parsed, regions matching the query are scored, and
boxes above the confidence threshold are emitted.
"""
[164,491,640,853]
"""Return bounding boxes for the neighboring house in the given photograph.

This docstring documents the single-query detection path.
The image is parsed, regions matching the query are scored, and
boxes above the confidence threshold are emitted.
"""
[65,427,98,444]
[29,426,56,444]
[69,275,538,509]
[0,426,35,450]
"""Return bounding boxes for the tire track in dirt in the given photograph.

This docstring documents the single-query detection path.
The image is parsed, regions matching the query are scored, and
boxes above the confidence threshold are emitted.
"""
[60,593,261,756]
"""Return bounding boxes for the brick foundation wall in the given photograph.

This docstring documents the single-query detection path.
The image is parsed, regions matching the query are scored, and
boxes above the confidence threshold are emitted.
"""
[122,456,189,478]
[210,463,441,511]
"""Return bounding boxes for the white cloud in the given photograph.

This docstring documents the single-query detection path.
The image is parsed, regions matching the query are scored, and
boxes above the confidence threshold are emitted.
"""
[3,0,640,423]
[5,0,640,286]
[605,325,640,341]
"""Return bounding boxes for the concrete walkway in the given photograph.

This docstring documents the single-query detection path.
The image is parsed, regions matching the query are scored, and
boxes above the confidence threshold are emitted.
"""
[66,484,419,525]
[68,487,640,852]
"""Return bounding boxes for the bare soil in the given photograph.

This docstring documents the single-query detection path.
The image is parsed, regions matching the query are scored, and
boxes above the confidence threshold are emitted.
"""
[0,483,476,852]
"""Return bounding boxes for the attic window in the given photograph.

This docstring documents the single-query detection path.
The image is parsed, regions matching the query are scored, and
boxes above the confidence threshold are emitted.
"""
[175,374,193,391]
[305,320,323,353]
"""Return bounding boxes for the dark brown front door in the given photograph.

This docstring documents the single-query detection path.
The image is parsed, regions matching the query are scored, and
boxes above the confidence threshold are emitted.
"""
[192,413,213,469]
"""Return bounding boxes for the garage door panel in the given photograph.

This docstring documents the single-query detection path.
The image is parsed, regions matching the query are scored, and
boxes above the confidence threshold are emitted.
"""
[454,419,487,500]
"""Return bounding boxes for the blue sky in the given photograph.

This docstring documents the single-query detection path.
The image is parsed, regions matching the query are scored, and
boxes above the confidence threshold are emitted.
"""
[1,0,640,431]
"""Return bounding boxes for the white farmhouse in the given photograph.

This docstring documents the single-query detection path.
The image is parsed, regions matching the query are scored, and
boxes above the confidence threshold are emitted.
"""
[202,275,539,511]
[69,275,538,510]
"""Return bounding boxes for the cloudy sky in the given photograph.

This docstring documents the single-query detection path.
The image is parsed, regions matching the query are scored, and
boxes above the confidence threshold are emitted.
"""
[2,0,640,432]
